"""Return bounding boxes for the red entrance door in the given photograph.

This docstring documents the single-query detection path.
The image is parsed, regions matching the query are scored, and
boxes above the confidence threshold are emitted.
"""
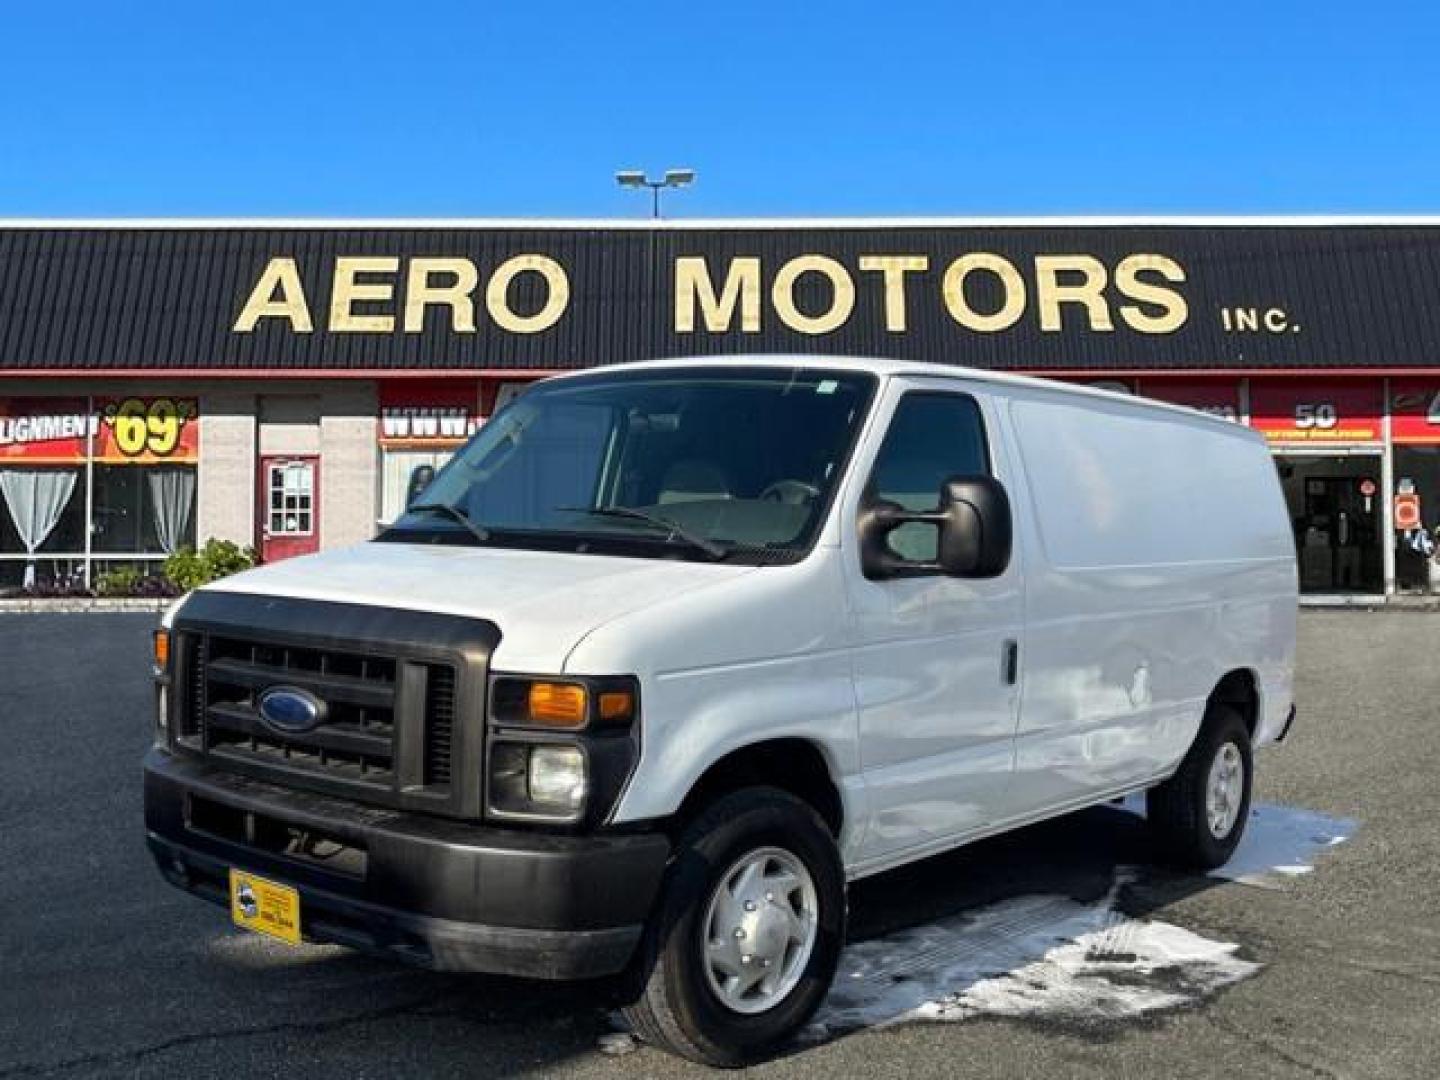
[258,456,320,562]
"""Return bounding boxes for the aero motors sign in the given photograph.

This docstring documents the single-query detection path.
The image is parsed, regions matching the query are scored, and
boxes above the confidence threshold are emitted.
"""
[233,251,1191,340]
[0,397,199,463]
[1248,380,1382,444]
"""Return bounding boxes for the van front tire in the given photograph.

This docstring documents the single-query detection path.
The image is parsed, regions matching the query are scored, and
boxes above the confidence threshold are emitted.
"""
[621,787,845,1067]
[1147,704,1254,870]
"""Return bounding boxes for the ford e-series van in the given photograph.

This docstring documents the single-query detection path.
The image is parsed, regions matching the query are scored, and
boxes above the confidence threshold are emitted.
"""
[144,357,1297,1065]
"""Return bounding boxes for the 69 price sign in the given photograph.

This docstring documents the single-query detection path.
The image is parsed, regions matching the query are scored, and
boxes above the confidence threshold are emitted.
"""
[98,397,199,462]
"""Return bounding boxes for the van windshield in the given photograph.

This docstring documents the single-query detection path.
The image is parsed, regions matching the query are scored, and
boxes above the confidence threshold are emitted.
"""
[380,366,877,564]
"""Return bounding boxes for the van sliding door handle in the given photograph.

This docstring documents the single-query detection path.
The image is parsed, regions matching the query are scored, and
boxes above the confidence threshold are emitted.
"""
[1002,639,1019,685]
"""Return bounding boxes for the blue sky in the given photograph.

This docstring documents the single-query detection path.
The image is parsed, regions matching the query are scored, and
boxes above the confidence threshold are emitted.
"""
[1,1,1437,217]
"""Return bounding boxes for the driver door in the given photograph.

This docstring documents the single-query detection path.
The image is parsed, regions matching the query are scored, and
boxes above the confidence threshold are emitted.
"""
[844,379,1025,862]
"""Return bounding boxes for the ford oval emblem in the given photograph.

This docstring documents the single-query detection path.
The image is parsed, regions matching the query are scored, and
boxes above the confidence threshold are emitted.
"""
[257,686,326,735]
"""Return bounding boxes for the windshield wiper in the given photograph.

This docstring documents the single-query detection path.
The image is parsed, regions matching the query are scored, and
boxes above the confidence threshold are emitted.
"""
[404,501,492,543]
[554,505,729,560]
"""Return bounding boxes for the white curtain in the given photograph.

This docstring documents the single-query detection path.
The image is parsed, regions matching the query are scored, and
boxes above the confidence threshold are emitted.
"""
[0,469,79,588]
[147,467,196,554]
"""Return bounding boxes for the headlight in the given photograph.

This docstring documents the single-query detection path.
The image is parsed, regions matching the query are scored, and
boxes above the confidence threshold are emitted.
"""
[486,674,640,825]
[528,746,588,809]
[488,742,588,820]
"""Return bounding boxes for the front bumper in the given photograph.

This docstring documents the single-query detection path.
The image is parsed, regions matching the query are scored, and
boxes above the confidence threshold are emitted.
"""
[143,749,670,979]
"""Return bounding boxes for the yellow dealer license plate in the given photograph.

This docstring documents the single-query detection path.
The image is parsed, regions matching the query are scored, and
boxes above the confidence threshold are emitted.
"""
[229,869,302,946]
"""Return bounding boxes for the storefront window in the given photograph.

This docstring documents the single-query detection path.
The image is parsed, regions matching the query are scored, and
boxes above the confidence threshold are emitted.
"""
[0,396,198,591]
[0,467,88,588]
[92,464,197,554]
[1394,446,1440,593]
[380,449,452,524]
[377,381,482,526]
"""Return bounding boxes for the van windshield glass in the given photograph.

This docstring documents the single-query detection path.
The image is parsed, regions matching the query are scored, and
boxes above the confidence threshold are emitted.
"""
[382,367,876,563]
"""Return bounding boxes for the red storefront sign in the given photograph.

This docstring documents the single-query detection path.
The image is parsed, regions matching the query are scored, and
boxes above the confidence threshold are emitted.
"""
[1138,378,1242,422]
[1390,380,1440,444]
[1248,380,1383,444]
[0,396,199,463]
[379,381,482,448]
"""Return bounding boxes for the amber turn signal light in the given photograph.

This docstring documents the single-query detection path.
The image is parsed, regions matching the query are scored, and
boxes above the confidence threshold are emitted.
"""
[527,682,588,727]
[152,628,171,673]
[597,690,634,722]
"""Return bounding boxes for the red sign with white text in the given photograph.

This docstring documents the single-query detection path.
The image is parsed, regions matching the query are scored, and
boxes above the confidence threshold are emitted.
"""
[0,398,94,462]
[0,397,199,463]
[379,381,482,448]
[1390,380,1440,444]
[1138,378,1242,423]
[1248,380,1382,444]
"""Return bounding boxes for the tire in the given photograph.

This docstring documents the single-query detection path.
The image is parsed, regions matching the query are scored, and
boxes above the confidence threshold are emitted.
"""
[620,787,846,1067]
[1147,703,1254,869]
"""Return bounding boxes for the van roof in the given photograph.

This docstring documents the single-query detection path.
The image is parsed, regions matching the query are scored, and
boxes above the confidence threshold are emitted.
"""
[544,354,1263,437]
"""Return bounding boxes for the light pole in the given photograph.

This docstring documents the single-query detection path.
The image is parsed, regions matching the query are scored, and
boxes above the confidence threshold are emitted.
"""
[615,168,696,218]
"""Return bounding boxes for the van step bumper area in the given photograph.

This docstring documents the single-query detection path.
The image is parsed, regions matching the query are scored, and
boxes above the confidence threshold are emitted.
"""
[143,750,670,979]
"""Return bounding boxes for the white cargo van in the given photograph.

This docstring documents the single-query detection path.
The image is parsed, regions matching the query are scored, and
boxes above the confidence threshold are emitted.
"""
[144,357,1297,1065]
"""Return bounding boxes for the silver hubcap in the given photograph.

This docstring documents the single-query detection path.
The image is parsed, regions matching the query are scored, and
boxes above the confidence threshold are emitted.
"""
[1206,741,1245,839]
[701,846,819,1015]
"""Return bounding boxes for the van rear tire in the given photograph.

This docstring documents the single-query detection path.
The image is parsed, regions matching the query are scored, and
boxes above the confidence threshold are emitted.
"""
[620,787,845,1067]
[1147,704,1253,870]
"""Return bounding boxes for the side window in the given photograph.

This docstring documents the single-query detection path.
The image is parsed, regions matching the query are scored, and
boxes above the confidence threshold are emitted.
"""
[866,393,990,563]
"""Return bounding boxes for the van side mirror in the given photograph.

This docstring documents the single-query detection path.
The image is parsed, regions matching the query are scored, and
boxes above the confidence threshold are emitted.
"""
[859,475,1013,580]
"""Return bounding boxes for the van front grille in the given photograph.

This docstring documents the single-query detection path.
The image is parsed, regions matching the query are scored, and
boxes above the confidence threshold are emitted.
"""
[174,631,465,803]
[167,593,500,819]
[423,663,457,786]
[191,636,403,791]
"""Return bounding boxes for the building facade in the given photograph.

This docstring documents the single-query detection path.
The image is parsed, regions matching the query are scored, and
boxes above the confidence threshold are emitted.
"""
[3,217,1440,599]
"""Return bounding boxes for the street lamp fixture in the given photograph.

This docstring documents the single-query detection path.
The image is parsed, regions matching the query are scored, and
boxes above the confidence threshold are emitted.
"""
[615,168,696,218]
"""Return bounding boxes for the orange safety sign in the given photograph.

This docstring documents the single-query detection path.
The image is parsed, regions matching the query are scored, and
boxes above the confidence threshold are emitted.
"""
[1395,492,1422,531]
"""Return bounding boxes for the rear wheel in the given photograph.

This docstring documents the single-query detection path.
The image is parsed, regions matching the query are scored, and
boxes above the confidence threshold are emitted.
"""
[1147,704,1253,869]
[621,787,845,1067]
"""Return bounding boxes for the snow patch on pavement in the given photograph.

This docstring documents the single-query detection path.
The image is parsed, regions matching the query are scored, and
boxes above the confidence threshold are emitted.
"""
[808,802,1353,1037]
[1203,802,1356,887]
[1114,796,1357,887]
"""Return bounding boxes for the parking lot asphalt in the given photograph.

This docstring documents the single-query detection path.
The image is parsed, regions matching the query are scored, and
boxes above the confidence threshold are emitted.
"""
[1,610,1437,1079]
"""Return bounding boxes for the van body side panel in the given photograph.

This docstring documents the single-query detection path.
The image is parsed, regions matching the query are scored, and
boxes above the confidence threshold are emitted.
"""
[565,550,867,856]
[1002,390,1297,810]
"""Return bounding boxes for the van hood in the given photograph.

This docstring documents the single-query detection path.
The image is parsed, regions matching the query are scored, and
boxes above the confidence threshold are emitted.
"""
[199,541,756,672]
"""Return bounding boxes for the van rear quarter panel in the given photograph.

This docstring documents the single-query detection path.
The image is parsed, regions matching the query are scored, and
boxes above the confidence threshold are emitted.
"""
[1000,388,1297,807]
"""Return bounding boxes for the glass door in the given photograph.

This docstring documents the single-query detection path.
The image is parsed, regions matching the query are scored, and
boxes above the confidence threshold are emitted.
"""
[1275,453,1384,595]
[257,456,320,562]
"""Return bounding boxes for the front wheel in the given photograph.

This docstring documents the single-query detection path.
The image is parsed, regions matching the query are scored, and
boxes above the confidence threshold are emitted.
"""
[620,787,845,1067]
[1147,704,1254,869]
